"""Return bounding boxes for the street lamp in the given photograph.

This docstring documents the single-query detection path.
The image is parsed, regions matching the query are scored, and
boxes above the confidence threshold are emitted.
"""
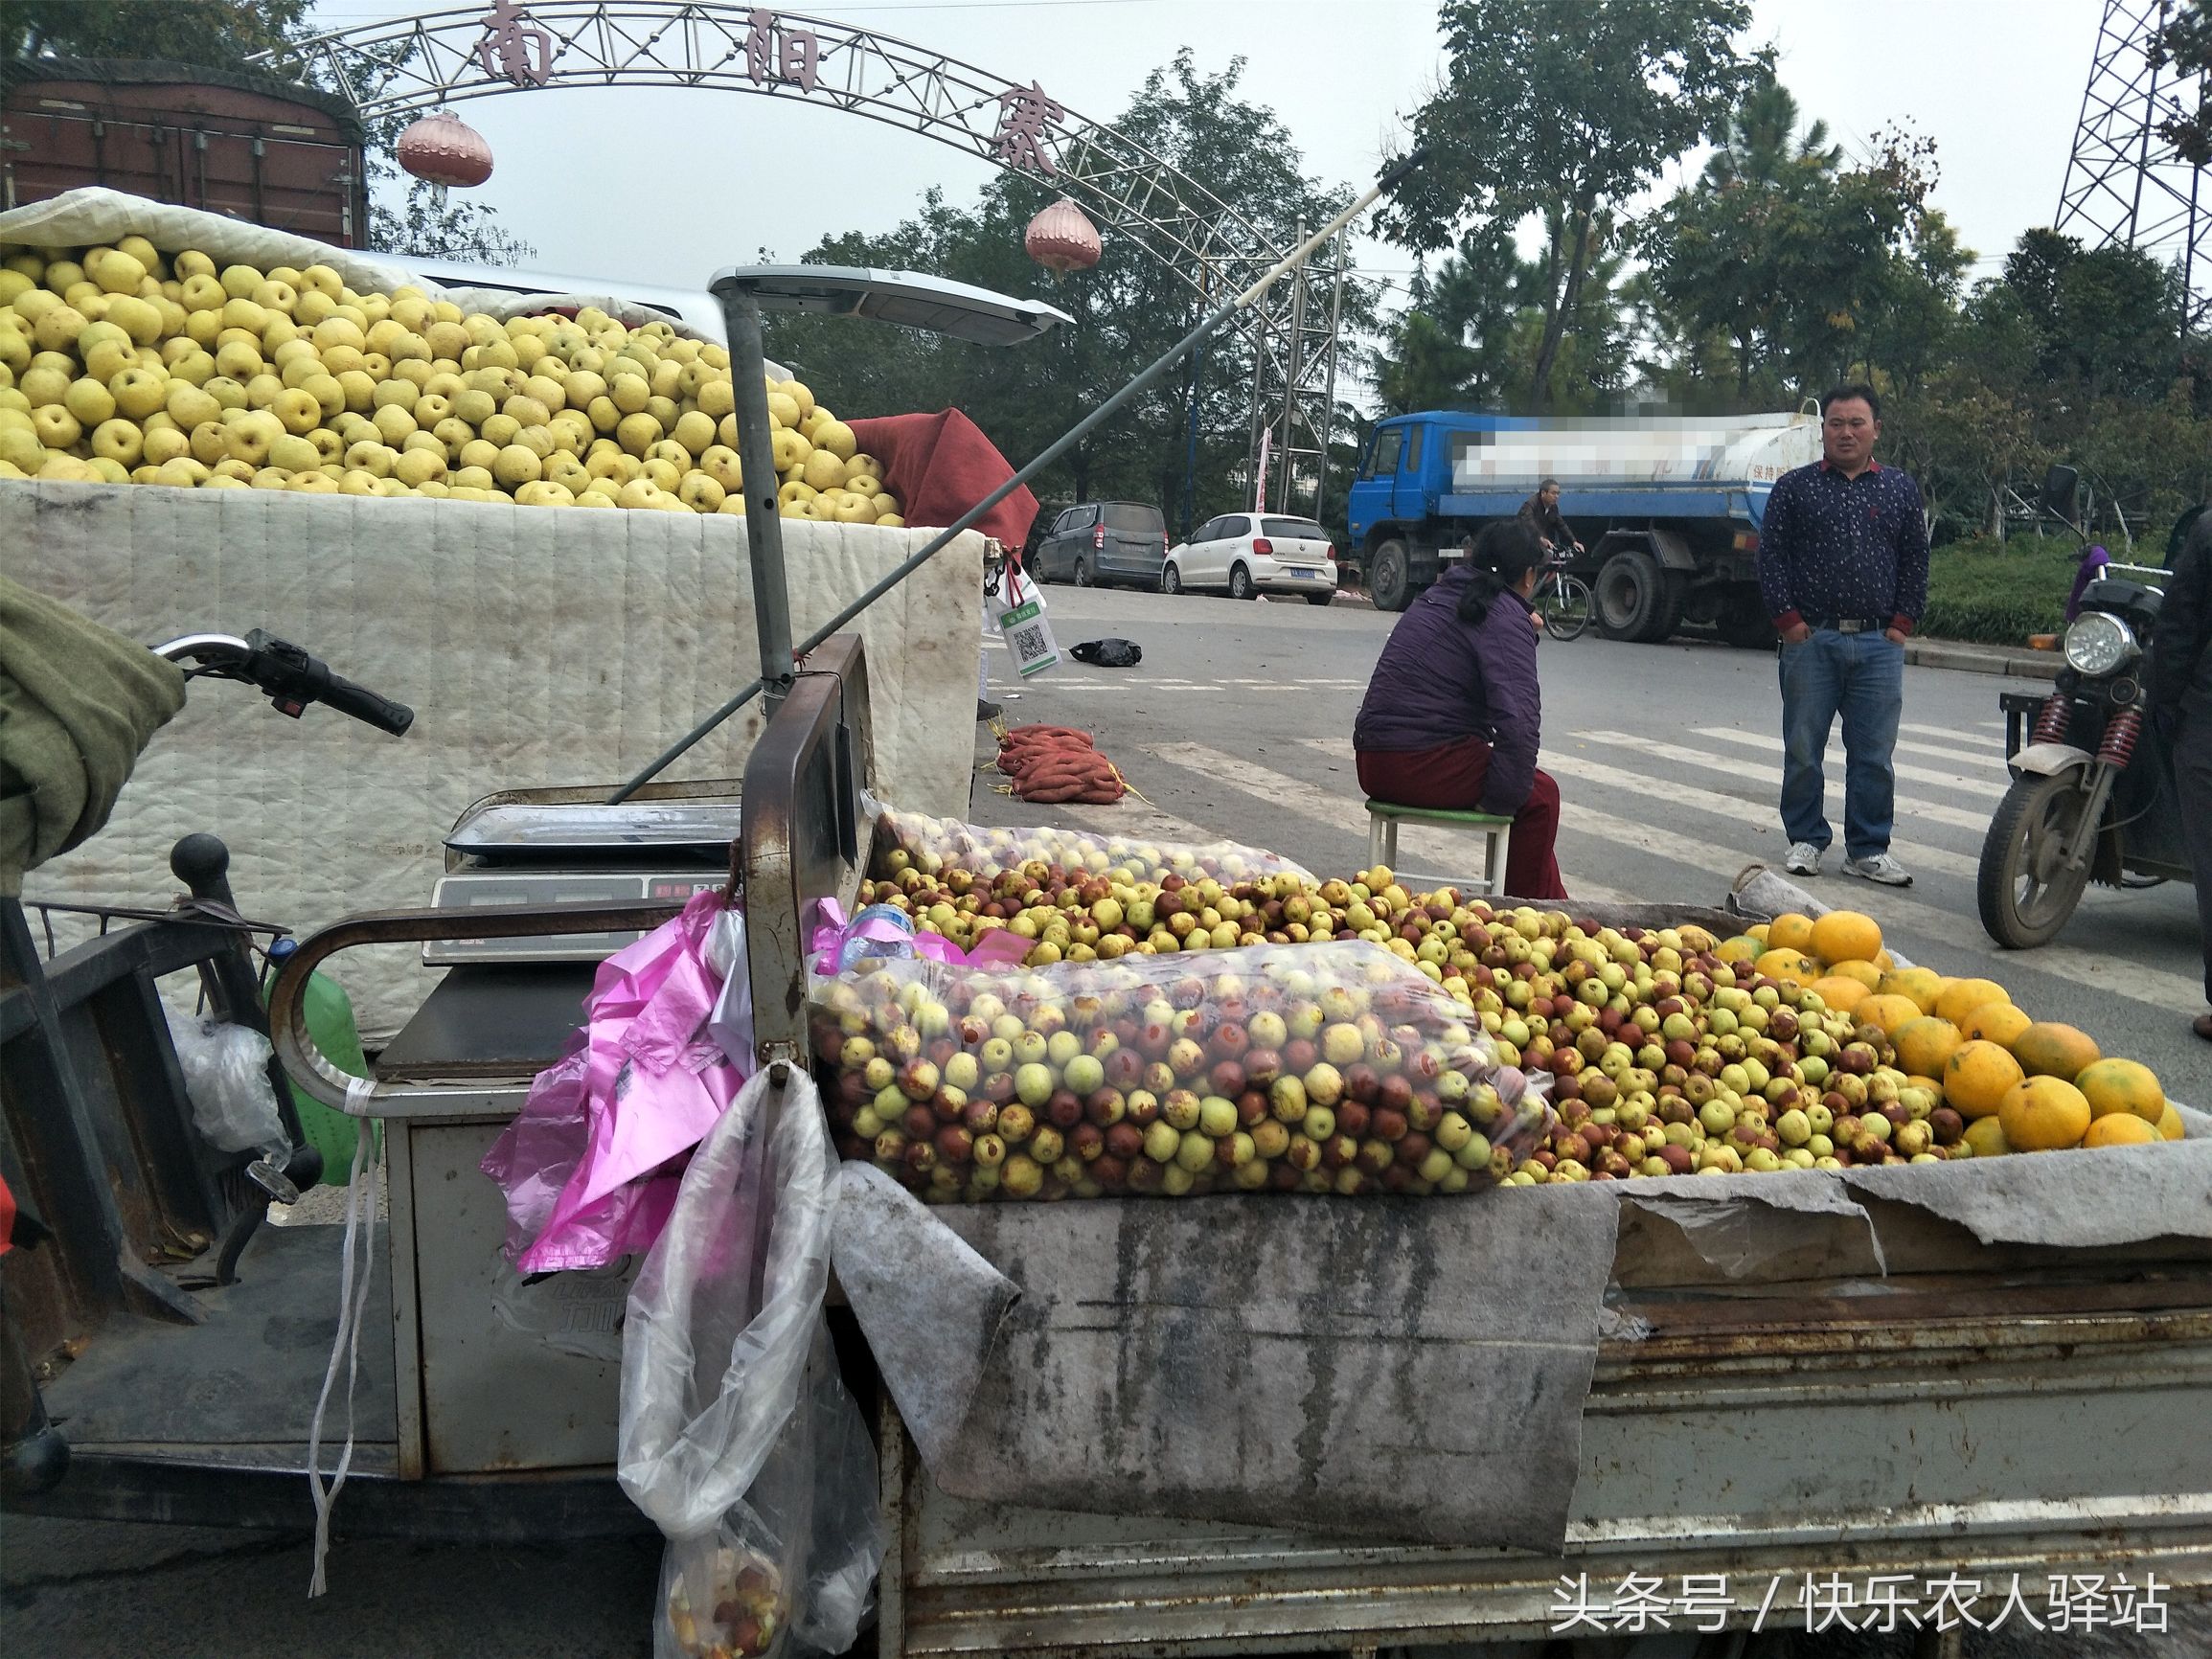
[709,264,1071,708]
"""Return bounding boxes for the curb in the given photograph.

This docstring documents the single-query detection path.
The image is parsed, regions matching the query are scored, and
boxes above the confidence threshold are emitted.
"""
[1904,640,2062,679]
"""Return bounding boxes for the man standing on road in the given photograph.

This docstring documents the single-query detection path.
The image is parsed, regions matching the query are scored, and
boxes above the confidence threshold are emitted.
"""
[1756,384,1927,886]
[2148,509,2212,1041]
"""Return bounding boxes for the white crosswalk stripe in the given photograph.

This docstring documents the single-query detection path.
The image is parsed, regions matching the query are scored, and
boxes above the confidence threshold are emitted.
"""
[1565,731,1994,834]
[1904,721,2008,750]
[1693,727,2008,799]
[1148,738,2201,1014]
[1536,750,1982,880]
[1146,741,1602,897]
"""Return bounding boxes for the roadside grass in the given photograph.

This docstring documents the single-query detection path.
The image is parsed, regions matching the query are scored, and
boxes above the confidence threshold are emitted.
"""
[1922,535,2089,646]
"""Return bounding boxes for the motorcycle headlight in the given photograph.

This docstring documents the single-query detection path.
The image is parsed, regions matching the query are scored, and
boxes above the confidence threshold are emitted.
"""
[2063,611,2138,676]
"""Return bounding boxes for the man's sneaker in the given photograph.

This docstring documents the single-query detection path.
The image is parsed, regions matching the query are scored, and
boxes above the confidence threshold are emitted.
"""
[976,698,1001,722]
[1784,841,1823,876]
[1843,852,1913,887]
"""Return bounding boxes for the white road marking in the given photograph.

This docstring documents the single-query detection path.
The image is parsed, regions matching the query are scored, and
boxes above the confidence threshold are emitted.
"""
[1536,751,1982,880]
[1904,721,2007,750]
[1692,727,2007,799]
[1566,732,1993,834]
[1150,742,1517,894]
[1268,739,2198,1013]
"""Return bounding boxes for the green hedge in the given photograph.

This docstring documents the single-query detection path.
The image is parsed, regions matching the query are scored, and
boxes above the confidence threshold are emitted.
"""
[1919,538,2082,646]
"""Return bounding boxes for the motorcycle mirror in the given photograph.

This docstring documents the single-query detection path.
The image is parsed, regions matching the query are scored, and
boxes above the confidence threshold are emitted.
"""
[2039,464,2081,524]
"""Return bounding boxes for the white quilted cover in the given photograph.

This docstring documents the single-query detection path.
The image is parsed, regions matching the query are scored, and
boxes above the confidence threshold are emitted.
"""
[9,482,981,1035]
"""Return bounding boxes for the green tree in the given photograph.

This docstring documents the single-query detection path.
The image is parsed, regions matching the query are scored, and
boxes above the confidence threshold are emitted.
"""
[1385,0,1759,409]
[2154,0,2211,166]
[0,0,308,68]
[764,51,1372,532]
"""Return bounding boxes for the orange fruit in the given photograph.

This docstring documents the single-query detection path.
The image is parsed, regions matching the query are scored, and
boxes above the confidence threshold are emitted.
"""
[1961,1116,2013,1158]
[2156,1103,2185,1141]
[1858,993,1925,1036]
[1826,958,1883,990]
[1997,1076,2092,1151]
[1716,935,1762,964]
[1746,921,1770,943]
[1933,976,2008,1026]
[1811,975,1870,1013]
[1875,948,1896,969]
[1754,947,1817,985]
[2082,1113,2157,1148]
[1961,1000,2032,1049]
[2075,1057,2165,1124]
[1893,1015,1964,1079]
[2013,1021,2101,1080]
[1877,966,1945,1013]
[1944,1040,2023,1120]
[1809,909,1881,967]
[1767,913,1817,954]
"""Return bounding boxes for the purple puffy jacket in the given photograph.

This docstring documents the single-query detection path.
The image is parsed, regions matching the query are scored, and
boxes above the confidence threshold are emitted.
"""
[1353,563,1542,813]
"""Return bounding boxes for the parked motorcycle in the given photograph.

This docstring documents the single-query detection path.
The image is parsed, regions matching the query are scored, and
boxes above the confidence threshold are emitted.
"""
[1977,468,2195,947]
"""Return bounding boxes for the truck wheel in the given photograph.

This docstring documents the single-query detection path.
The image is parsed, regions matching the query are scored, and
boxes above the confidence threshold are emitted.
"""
[1596,551,1667,640]
[1369,539,1413,611]
[1978,771,2093,948]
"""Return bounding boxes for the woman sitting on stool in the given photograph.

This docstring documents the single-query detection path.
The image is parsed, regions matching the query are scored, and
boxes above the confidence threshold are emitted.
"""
[1353,518,1568,900]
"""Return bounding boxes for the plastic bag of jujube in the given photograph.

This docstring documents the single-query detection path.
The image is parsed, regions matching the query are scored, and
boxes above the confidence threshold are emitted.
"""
[868,799,1313,888]
[810,940,1552,1202]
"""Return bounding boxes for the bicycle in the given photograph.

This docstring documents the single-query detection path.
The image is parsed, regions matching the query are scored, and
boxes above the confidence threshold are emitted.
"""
[1533,552,1592,641]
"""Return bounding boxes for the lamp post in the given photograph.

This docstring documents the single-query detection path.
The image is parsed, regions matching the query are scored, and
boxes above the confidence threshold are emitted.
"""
[700,264,1073,714]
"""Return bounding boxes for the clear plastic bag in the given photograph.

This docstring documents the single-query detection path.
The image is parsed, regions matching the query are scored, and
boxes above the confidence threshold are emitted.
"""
[870,797,1313,888]
[167,1011,287,1156]
[620,1066,884,1659]
[811,939,1553,1202]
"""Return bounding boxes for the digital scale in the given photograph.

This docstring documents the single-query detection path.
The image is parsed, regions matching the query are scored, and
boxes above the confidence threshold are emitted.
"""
[423,798,745,966]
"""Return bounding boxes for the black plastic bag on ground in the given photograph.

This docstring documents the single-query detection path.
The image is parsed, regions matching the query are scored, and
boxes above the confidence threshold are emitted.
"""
[1069,638,1142,668]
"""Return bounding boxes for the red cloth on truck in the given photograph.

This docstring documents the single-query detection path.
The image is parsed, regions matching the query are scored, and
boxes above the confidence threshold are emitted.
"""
[849,409,1038,550]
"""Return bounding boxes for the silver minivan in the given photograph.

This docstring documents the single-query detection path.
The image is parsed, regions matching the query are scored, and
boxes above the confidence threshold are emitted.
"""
[1032,501,1168,589]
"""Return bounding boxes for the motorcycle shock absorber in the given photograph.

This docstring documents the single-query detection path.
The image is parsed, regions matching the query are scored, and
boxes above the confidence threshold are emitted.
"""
[2031,693,2070,745]
[2098,706,2142,768]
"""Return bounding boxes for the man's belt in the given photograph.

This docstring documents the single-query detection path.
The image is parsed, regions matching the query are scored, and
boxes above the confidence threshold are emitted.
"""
[1809,617,1884,633]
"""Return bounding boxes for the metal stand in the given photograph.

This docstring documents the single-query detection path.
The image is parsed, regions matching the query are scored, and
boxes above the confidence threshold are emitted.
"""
[721,283,797,711]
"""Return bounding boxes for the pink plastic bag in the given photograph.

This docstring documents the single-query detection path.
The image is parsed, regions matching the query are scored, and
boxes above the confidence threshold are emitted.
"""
[483,889,749,1274]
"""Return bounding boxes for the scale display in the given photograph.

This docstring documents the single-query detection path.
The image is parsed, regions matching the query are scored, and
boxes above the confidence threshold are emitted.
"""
[424,873,721,964]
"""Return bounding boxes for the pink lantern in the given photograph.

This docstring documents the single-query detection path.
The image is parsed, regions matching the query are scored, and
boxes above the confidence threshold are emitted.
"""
[397,109,494,189]
[1024,197,1101,277]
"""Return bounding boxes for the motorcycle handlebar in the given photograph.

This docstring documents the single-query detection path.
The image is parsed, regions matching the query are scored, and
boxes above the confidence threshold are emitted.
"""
[148,629,412,737]
[316,670,415,737]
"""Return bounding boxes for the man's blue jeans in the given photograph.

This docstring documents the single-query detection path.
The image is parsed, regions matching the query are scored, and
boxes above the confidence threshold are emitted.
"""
[1777,628,1904,860]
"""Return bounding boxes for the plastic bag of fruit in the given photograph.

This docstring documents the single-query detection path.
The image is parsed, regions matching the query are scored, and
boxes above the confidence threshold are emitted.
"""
[619,1066,883,1659]
[810,939,1552,1201]
[869,797,1314,888]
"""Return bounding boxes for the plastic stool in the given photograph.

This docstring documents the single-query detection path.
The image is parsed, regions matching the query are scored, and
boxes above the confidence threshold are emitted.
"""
[1364,801,1513,896]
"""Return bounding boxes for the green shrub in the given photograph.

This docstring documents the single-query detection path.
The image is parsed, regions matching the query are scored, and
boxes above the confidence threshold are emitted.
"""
[1920,537,2082,646]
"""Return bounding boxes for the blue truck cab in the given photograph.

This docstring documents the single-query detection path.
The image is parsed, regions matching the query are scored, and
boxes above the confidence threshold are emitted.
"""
[1344,407,1819,644]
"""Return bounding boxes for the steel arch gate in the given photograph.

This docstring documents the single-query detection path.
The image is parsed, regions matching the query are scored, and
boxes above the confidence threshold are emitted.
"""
[253,2,1344,517]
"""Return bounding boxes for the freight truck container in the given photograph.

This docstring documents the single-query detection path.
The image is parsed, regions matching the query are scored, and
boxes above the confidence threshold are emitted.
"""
[1343,407,1824,644]
[1,57,368,247]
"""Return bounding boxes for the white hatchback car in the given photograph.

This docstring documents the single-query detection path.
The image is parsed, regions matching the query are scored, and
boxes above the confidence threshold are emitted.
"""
[1162,513,1339,603]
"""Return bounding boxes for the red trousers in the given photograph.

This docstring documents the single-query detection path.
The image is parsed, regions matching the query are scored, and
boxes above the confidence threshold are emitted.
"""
[1356,739,1569,900]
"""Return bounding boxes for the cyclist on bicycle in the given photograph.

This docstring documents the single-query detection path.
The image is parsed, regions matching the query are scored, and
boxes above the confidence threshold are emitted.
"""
[1517,477,1583,560]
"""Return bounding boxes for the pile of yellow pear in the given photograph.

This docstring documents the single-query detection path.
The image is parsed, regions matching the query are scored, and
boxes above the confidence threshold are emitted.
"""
[0,236,903,521]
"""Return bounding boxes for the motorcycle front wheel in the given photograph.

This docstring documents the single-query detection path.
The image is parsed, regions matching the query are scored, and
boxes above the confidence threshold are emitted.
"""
[1977,770,2094,948]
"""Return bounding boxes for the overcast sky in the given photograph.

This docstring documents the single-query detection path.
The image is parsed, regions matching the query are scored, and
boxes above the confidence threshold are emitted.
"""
[314,0,2103,311]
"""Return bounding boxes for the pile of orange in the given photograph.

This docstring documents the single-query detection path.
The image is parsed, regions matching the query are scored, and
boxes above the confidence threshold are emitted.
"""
[1723,908,2184,1157]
